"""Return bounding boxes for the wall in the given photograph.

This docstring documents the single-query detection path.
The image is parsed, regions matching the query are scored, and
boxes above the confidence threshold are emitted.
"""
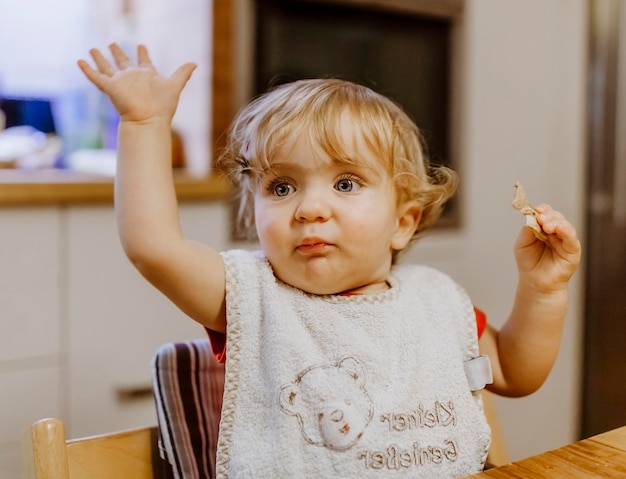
[405,0,587,460]
[134,0,211,176]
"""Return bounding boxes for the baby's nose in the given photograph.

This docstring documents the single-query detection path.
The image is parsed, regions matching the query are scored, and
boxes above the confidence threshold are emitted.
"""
[295,189,331,222]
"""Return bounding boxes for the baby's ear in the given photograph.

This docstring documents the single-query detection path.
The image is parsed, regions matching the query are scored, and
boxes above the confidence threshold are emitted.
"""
[338,357,366,386]
[391,201,422,250]
[279,383,300,416]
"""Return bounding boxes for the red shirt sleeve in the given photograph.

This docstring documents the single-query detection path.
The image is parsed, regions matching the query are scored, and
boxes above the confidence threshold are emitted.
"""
[205,328,227,364]
[206,307,488,363]
[475,306,487,340]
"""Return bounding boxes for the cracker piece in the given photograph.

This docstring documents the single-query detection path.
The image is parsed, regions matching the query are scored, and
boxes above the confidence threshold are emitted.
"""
[512,182,547,240]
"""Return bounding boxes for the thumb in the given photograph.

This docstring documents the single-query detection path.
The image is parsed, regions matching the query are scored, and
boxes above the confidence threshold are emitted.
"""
[171,62,197,92]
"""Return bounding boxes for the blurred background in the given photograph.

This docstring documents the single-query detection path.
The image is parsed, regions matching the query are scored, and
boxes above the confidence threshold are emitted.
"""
[2,0,625,477]
[0,0,209,174]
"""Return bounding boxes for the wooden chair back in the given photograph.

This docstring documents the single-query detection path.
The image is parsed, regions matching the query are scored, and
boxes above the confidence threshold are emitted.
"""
[23,417,166,479]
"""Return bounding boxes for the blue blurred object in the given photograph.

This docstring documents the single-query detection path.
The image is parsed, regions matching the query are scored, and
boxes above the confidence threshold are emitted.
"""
[0,91,105,168]
[0,97,56,134]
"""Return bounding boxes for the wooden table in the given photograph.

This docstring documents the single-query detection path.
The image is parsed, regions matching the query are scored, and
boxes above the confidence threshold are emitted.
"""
[468,426,626,478]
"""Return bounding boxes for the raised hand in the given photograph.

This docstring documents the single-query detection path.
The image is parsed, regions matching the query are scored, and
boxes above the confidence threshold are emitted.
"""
[77,43,196,124]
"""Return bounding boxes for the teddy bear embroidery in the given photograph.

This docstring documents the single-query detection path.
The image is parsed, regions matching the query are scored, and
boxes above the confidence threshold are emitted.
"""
[279,356,374,451]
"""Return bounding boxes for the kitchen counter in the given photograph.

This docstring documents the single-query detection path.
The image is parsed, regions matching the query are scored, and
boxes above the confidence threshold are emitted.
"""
[0,169,230,205]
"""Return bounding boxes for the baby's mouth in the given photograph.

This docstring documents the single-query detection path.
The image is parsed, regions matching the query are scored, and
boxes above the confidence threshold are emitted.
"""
[296,242,332,255]
[296,237,334,255]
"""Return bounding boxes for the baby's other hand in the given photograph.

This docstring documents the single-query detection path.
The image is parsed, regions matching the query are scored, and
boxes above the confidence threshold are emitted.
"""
[77,43,196,124]
[514,204,581,293]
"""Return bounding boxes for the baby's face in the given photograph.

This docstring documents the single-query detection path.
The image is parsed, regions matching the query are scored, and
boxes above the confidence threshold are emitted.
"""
[252,118,414,295]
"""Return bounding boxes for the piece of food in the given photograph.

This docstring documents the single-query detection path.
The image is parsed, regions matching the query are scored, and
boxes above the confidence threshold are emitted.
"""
[512,182,547,240]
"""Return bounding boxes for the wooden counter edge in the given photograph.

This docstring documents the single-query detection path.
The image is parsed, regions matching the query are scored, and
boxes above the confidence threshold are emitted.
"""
[0,169,231,206]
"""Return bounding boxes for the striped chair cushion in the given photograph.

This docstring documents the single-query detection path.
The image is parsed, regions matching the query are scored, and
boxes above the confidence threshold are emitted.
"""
[152,340,225,479]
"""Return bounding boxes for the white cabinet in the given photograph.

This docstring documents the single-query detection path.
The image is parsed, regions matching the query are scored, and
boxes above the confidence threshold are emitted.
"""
[0,200,231,477]
[0,207,62,479]
[65,203,231,437]
[0,208,61,363]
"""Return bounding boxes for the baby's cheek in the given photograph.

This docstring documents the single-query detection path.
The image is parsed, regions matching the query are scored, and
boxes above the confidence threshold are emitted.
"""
[263,222,290,251]
[254,211,283,247]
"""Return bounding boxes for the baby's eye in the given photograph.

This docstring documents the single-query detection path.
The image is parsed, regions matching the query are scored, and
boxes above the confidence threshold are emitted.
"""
[270,181,295,197]
[335,176,361,193]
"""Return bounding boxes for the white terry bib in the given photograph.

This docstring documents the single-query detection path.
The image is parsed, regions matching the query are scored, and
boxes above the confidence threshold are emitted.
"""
[216,249,490,478]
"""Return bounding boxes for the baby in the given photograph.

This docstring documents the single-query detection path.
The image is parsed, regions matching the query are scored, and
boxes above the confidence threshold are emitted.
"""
[78,44,581,478]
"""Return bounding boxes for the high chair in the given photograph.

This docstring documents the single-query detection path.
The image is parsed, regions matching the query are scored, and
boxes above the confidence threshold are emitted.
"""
[25,338,507,479]
[22,340,225,479]
[150,339,508,478]
[151,339,225,479]
[23,418,167,479]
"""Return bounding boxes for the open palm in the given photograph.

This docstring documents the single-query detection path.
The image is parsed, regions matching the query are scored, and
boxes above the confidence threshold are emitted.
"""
[77,43,196,124]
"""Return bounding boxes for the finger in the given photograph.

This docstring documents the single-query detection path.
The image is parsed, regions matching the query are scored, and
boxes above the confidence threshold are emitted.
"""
[137,44,153,68]
[534,203,551,214]
[537,214,581,263]
[89,48,116,76]
[552,221,581,255]
[537,218,560,235]
[171,62,197,91]
[109,43,134,70]
[77,59,107,91]
[537,210,566,236]
[517,225,543,249]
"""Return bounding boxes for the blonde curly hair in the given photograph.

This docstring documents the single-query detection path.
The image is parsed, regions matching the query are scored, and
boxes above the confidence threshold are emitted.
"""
[216,78,458,249]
